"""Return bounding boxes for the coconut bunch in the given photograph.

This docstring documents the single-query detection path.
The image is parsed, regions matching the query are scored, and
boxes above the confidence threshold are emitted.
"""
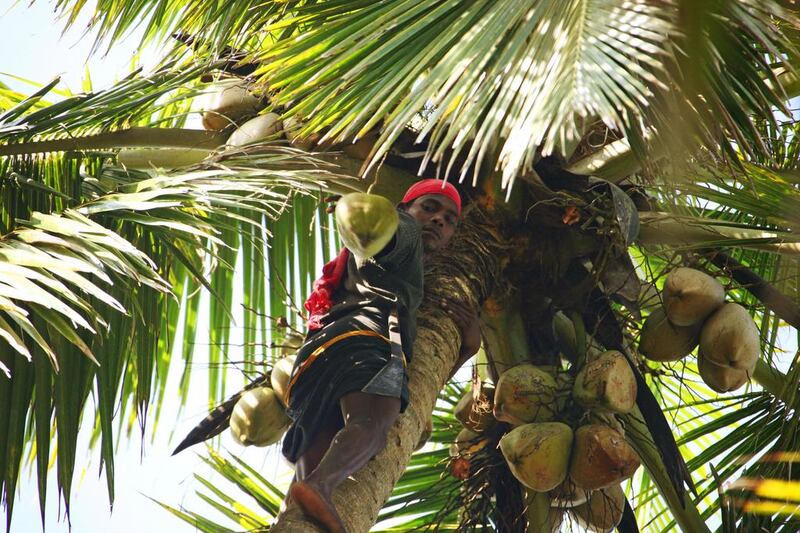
[639,267,761,393]
[229,354,296,446]
[447,357,640,531]
[119,78,317,170]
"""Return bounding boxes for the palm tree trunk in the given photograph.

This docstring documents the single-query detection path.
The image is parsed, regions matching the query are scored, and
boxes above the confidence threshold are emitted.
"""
[271,207,507,532]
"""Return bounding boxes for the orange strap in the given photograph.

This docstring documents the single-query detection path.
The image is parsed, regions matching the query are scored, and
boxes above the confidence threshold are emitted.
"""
[283,330,390,404]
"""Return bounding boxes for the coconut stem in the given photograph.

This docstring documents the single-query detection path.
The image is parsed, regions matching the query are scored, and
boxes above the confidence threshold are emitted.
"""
[0,127,227,156]
[752,359,797,407]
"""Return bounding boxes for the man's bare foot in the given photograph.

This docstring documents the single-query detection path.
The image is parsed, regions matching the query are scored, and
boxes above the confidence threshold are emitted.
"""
[289,481,346,533]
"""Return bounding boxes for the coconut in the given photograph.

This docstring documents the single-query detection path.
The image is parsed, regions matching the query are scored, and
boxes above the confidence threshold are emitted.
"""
[573,351,637,414]
[229,386,291,446]
[549,477,589,508]
[639,307,700,362]
[279,332,305,356]
[200,80,262,131]
[227,112,283,147]
[335,193,399,259]
[270,355,296,407]
[699,303,760,372]
[698,351,749,393]
[454,386,496,433]
[663,267,725,326]
[499,422,573,492]
[572,484,626,532]
[569,424,640,490]
[117,148,210,170]
[449,428,490,458]
[588,411,625,438]
[493,364,559,425]
[525,490,566,533]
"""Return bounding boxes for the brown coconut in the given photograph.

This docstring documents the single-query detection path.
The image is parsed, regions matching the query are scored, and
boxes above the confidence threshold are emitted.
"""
[454,386,496,433]
[200,80,262,131]
[698,351,749,393]
[270,355,296,407]
[499,422,573,492]
[573,351,637,414]
[639,307,700,362]
[569,424,640,490]
[549,477,589,508]
[699,303,760,372]
[663,267,725,326]
[230,387,290,446]
[494,364,559,425]
[572,484,626,532]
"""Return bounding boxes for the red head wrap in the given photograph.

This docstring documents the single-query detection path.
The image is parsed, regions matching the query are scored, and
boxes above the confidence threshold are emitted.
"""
[401,179,461,216]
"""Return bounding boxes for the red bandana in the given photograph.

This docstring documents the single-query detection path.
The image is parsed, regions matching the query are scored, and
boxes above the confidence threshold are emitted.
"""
[304,180,461,330]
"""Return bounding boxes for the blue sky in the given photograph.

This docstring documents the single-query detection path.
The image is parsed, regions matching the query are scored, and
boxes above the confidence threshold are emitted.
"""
[0,3,294,532]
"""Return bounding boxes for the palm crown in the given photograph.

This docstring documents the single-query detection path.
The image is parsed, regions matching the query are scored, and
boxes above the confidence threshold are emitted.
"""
[1,1,800,531]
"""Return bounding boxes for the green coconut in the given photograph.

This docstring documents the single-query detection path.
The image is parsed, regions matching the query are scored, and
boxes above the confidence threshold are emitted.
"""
[663,267,725,326]
[573,351,637,414]
[200,79,262,131]
[549,477,588,508]
[698,351,749,393]
[699,303,760,372]
[499,422,573,492]
[572,484,626,532]
[335,193,399,259]
[569,424,640,490]
[639,307,700,362]
[227,112,283,147]
[117,147,210,170]
[229,386,291,447]
[270,355,296,407]
[525,490,565,533]
[454,386,496,433]
[494,364,559,425]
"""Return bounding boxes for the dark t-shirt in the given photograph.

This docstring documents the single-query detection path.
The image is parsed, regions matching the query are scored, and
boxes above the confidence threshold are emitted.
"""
[308,210,423,359]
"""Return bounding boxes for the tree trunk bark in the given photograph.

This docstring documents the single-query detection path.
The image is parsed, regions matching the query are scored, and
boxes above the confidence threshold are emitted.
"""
[270,207,507,532]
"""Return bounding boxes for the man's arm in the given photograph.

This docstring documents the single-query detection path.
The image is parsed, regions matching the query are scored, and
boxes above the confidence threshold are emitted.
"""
[441,298,481,381]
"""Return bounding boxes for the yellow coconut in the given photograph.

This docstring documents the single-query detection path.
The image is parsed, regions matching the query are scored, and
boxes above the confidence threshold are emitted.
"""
[698,351,749,393]
[229,386,291,447]
[335,193,399,259]
[449,428,490,458]
[227,112,284,147]
[549,477,588,508]
[494,364,559,425]
[270,355,296,407]
[200,80,262,131]
[454,386,496,433]
[639,307,700,362]
[499,422,573,492]
[699,303,760,372]
[118,148,211,170]
[573,351,637,414]
[569,424,640,490]
[572,484,626,532]
[663,267,725,326]
[279,332,305,356]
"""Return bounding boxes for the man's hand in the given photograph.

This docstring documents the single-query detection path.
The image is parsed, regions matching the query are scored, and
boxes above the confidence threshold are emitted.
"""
[441,298,481,358]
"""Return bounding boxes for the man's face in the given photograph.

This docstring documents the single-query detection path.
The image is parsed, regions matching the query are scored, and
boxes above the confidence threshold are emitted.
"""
[403,194,459,255]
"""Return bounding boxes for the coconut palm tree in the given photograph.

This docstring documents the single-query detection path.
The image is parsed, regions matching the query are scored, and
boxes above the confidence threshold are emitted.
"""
[2,1,800,531]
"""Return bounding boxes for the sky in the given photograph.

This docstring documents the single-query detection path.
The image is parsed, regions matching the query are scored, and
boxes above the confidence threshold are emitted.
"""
[0,2,294,532]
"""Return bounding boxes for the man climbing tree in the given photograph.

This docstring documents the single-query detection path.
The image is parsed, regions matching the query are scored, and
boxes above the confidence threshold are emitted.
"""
[231,179,482,532]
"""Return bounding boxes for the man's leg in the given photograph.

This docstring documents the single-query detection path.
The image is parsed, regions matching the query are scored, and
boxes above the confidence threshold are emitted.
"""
[295,413,343,482]
[290,391,400,532]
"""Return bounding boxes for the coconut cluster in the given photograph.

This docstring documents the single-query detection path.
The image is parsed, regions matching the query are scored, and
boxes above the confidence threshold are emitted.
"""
[118,79,316,170]
[450,356,640,532]
[229,334,303,447]
[639,267,761,393]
